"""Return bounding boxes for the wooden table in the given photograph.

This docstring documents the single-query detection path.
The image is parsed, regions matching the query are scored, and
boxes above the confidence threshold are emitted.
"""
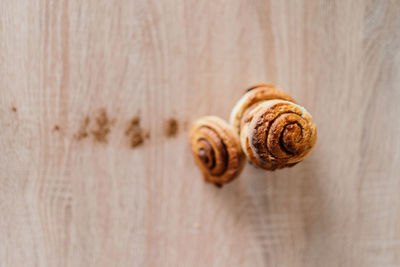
[1,0,400,266]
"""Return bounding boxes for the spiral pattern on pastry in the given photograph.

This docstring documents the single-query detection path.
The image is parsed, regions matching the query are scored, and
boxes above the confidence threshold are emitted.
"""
[231,85,317,170]
[189,116,245,186]
[230,84,294,135]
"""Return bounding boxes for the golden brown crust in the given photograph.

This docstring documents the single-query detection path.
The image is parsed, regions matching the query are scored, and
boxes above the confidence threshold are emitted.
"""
[240,99,317,170]
[230,84,294,135]
[189,116,245,186]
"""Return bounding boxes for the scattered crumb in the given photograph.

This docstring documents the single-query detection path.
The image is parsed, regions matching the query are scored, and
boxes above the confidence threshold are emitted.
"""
[165,118,178,137]
[53,125,60,131]
[125,116,148,148]
[91,109,113,143]
[11,107,17,112]
[74,116,90,140]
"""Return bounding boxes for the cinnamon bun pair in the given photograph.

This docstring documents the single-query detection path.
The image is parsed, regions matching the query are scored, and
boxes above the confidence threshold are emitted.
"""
[190,84,317,186]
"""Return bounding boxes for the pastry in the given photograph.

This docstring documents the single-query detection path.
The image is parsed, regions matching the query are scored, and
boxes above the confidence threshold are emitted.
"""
[230,84,317,170]
[189,116,245,186]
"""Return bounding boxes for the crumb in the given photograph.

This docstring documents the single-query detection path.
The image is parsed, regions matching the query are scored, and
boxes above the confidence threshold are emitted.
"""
[125,117,140,136]
[74,117,90,140]
[125,116,147,148]
[53,125,60,131]
[130,134,143,147]
[91,109,113,143]
[165,118,178,137]
[11,107,17,112]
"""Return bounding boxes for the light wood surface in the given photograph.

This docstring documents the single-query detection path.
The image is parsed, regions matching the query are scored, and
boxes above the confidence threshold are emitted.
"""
[1,0,400,266]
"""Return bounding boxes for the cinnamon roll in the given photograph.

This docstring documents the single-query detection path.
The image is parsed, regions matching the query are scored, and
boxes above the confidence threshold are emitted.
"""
[189,116,245,186]
[230,84,317,170]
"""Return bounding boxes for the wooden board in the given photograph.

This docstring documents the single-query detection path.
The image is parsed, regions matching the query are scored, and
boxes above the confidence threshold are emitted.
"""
[1,0,400,266]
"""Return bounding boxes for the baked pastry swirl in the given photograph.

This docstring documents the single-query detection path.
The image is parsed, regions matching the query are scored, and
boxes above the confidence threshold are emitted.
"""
[230,84,317,170]
[189,116,245,186]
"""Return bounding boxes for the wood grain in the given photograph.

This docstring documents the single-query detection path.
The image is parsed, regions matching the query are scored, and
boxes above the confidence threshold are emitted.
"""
[1,0,400,266]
